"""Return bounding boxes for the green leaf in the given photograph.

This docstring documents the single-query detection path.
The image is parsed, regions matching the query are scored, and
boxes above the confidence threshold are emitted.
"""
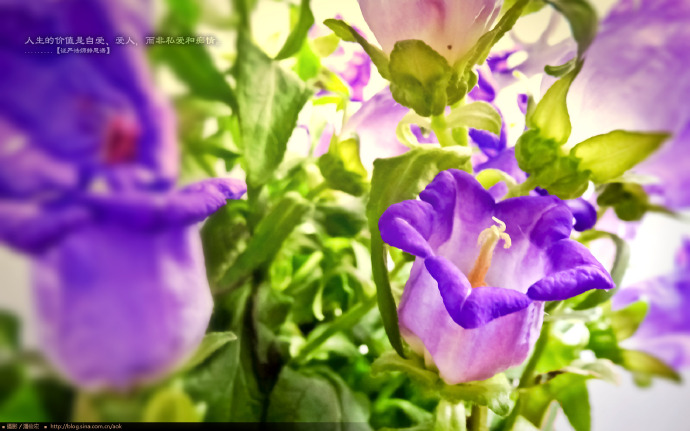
[236,33,312,188]
[201,200,250,285]
[151,43,237,111]
[440,374,514,417]
[544,0,598,57]
[184,286,264,421]
[293,297,377,364]
[178,332,238,373]
[572,130,669,183]
[389,40,453,117]
[367,147,472,357]
[446,102,502,135]
[621,350,681,383]
[318,137,369,196]
[143,387,202,422]
[610,301,648,341]
[217,193,310,291]
[275,0,314,60]
[549,374,590,431]
[324,18,390,80]
[267,367,371,425]
[529,64,580,144]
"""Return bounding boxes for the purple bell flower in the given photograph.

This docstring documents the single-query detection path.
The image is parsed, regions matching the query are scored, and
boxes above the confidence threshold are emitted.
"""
[33,180,245,390]
[379,170,613,383]
[566,0,690,208]
[612,239,690,370]
[0,0,247,389]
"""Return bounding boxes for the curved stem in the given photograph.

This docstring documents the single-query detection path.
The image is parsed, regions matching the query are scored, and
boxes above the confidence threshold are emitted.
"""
[431,114,456,148]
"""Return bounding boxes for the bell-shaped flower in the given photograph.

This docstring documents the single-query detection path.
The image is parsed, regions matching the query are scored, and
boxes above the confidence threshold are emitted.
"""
[357,0,503,65]
[566,0,690,208]
[379,170,613,383]
[33,179,245,390]
[0,0,246,389]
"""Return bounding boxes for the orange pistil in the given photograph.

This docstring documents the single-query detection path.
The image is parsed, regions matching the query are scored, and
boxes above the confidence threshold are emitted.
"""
[467,217,512,288]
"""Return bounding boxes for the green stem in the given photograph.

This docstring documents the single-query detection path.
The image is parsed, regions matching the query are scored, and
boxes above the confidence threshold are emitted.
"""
[290,296,377,365]
[467,404,488,431]
[431,114,456,148]
[500,321,551,430]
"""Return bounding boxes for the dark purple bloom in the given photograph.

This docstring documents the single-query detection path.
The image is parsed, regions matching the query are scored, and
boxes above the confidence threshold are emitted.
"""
[379,170,613,383]
[0,0,247,388]
[612,239,690,370]
[567,0,690,208]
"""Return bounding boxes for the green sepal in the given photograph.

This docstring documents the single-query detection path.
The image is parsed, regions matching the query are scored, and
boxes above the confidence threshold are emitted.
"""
[572,130,669,184]
[324,18,391,80]
[274,0,314,60]
[371,351,514,416]
[318,136,369,196]
[596,183,650,221]
[389,40,454,117]
[528,64,581,144]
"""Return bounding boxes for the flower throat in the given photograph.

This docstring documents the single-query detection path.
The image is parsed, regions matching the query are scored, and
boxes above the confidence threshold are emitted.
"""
[467,217,511,288]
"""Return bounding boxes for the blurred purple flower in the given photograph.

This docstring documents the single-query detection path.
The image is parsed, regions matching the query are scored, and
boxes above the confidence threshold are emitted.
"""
[379,170,613,383]
[312,17,371,102]
[316,88,435,169]
[613,239,690,370]
[567,0,690,208]
[0,0,246,388]
[357,0,503,65]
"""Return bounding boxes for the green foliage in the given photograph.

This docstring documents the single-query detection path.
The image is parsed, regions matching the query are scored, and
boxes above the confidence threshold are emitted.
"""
[236,33,312,188]
[367,147,472,357]
[372,352,514,417]
[267,367,371,425]
[142,387,202,422]
[275,0,314,60]
[217,193,311,291]
[318,137,369,196]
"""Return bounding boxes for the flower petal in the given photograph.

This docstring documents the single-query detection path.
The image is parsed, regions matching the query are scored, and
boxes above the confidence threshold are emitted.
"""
[85,178,246,229]
[527,240,615,300]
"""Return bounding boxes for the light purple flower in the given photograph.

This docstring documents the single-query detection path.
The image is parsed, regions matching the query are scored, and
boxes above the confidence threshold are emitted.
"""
[357,0,503,65]
[0,0,247,389]
[612,239,690,370]
[316,88,435,169]
[379,170,613,383]
[566,0,690,208]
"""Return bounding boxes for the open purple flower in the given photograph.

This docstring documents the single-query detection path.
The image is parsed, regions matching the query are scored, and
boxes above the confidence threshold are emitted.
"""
[612,239,690,370]
[0,0,246,389]
[379,170,613,383]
